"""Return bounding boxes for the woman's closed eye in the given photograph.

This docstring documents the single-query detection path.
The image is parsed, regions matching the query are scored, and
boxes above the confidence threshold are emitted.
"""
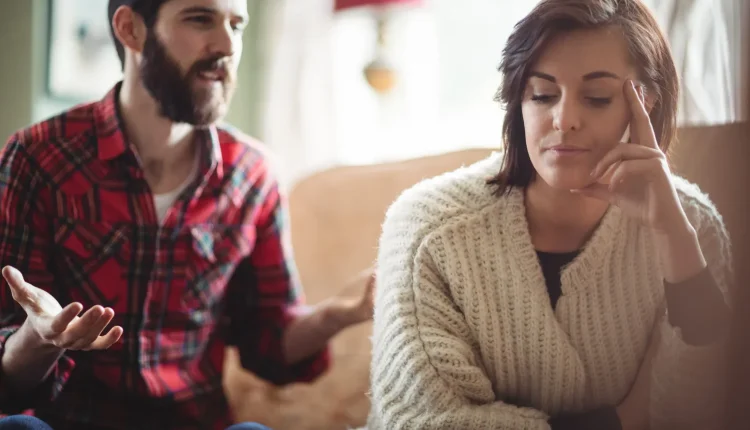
[586,97,613,107]
[531,94,613,107]
[531,94,557,104]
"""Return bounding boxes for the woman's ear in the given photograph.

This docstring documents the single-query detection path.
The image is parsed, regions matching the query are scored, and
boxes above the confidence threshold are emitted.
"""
[112,6,148,57]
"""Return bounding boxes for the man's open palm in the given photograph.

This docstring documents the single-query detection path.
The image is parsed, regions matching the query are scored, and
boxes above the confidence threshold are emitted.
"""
[2,266,123,351]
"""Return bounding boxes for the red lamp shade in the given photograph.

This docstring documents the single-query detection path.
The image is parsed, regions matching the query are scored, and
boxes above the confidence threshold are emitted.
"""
[334,0,423,11]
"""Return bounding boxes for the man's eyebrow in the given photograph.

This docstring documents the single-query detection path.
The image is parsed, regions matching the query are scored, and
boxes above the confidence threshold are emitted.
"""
[181,6,216,15]
[180,6,249,23]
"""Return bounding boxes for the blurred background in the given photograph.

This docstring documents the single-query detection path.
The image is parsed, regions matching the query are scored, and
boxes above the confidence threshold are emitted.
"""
[0,1,748,429]
[0,0,747,184]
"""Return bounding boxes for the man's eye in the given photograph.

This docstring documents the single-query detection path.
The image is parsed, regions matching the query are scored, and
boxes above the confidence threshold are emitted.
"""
[231,22,246,33]
[187,16,212,25]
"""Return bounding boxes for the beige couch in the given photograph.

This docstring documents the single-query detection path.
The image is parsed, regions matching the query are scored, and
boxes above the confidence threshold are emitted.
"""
[224,122,749,430]
[223,149,493,429]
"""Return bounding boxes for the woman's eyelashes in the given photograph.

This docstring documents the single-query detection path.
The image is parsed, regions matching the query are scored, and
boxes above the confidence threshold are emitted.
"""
[586,96,613,107]
[530,93,613,107]
[531,94,556,103]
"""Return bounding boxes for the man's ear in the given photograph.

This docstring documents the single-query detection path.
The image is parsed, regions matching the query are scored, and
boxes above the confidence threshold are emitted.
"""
[112,6,148,56]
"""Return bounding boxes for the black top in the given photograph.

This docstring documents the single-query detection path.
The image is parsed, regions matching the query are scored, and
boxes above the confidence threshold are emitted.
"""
[536,250,579,309]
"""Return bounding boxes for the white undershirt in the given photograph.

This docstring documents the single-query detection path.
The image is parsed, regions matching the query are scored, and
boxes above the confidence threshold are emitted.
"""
[153,151,200,224]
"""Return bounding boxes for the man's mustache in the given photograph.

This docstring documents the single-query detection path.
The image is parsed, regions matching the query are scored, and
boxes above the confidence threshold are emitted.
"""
[190,56,233,79]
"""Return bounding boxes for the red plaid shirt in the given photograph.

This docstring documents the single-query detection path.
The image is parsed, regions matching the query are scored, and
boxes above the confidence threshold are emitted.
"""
[0,84,329,429]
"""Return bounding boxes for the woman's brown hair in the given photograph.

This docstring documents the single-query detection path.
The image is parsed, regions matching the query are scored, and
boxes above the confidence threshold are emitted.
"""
[488,0,680,195]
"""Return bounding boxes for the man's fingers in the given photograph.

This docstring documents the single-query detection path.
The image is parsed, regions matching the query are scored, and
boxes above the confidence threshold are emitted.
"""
[57,306,104,348]
[49,302,84,334]
[365,273,375,291]
[70,308,115,350]
[86,326,124,350]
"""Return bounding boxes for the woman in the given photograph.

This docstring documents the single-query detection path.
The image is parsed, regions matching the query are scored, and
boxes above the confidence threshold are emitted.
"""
[366,0,733,429]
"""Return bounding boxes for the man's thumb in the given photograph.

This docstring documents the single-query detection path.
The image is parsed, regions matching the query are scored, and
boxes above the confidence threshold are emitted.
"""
[3,266,28,299]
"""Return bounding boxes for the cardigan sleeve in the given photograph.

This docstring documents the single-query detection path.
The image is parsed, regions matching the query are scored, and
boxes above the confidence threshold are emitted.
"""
[649,200,733,430]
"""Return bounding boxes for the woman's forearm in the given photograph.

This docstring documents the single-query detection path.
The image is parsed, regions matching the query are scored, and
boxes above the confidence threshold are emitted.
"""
[653,222,706,284]
[653,222,729,344]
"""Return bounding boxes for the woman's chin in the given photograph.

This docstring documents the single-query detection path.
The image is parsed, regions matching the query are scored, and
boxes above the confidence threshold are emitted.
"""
[538,173,597,192]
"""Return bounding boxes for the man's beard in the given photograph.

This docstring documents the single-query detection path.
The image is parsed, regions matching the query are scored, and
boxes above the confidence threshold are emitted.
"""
[139,32,235,126]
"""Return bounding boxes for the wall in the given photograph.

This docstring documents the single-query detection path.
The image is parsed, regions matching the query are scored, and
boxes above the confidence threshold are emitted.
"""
[0,1,36,141]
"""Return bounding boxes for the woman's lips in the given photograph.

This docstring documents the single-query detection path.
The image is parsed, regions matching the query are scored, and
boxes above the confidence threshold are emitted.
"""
[546,145,590,156]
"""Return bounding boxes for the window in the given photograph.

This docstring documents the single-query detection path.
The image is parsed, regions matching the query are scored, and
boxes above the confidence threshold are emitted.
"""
[330,1,541,165]
[328,0,745,167]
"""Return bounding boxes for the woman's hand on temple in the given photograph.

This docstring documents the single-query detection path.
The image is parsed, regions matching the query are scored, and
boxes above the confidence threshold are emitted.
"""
[573,80,709,283]
[572,80,692,239]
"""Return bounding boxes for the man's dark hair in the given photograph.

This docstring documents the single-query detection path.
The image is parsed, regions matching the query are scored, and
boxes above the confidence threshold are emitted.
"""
[108,0,168,70]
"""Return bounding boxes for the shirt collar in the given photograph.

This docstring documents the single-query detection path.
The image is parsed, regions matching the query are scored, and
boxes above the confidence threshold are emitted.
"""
[93,82,224,179]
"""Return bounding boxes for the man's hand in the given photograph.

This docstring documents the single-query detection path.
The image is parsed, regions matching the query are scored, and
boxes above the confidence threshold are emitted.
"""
[324,267,376,330]
[3,266,123,351]
[283,267,376,364]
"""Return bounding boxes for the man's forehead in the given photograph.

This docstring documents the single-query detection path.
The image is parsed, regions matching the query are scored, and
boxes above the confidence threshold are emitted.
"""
[164,0,248,17]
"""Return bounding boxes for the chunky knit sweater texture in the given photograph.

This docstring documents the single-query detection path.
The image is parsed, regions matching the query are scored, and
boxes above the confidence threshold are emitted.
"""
[366,153,732,430]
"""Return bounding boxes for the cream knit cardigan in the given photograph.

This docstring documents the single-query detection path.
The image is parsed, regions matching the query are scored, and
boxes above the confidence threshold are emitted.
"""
[366,153,732,430]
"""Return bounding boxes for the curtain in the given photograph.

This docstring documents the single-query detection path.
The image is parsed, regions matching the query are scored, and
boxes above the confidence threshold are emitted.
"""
[251,0,339,187]
[644,0,748,125]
